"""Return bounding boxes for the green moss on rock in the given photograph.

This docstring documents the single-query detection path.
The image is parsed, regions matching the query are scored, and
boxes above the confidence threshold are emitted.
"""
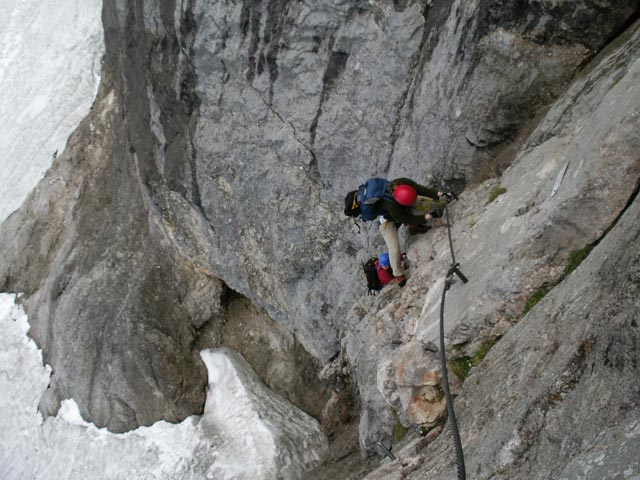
[487,187,507,204]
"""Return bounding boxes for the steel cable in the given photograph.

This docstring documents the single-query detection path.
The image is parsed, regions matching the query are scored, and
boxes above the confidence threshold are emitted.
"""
[439,201,467,479]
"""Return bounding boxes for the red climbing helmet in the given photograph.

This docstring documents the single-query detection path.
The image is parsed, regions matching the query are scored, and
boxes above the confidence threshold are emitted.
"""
[392,184,417,206]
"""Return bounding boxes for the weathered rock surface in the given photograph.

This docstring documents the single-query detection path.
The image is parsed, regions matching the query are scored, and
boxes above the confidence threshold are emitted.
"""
[188,0,640,363]
[0,2,639,478]
[344,15,640,458]
[417,10,640,350]
[360,144,640,480]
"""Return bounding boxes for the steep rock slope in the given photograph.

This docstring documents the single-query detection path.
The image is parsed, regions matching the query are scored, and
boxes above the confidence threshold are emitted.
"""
[336,13,640,463]
[359,138,640,480]
[0,0,638,467]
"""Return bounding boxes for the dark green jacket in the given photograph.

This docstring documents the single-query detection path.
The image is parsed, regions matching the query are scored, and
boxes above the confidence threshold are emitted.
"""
[381,177,440,225]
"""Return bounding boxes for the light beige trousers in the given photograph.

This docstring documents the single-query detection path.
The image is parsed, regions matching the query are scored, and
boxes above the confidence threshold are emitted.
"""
[378,195,441,276]
[379,219,403,276]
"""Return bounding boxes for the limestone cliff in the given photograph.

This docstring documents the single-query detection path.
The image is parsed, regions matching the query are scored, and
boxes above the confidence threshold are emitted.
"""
[1,0,639,478]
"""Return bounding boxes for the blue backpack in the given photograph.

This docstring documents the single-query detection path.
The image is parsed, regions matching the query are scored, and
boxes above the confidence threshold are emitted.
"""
[356,178,393,221]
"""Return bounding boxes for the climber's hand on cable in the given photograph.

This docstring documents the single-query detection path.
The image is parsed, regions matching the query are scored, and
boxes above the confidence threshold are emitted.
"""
[439,191,455,202]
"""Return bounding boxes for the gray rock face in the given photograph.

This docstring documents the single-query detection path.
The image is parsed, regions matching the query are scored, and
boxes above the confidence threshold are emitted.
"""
[0,1,639,474]
[416,14,640,351]
[344,16,640,458]
[361,153,640,480]
[187,0,640,364]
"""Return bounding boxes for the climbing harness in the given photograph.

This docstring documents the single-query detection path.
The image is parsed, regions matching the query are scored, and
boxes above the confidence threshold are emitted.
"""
[439,199,468,480]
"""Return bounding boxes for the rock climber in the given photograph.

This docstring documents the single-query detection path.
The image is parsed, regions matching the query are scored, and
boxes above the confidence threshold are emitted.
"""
[375,252,394,287]
[375,251,410,287]
[344,177,449,286]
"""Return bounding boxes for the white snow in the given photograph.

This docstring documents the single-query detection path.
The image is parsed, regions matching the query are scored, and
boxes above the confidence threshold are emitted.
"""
[0,294,327,479]
[0,0,104,223]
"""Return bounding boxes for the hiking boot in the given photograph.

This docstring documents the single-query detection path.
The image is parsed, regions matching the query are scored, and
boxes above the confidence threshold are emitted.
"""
[401,253,409,271]
[394,275,407,287]
[408,224,430,235]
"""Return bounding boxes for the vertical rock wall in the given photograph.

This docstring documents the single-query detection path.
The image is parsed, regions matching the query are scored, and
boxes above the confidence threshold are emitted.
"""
[187,0,640,364]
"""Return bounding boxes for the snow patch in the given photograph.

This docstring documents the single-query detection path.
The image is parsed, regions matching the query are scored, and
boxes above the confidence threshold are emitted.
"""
[0,0,104,222]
